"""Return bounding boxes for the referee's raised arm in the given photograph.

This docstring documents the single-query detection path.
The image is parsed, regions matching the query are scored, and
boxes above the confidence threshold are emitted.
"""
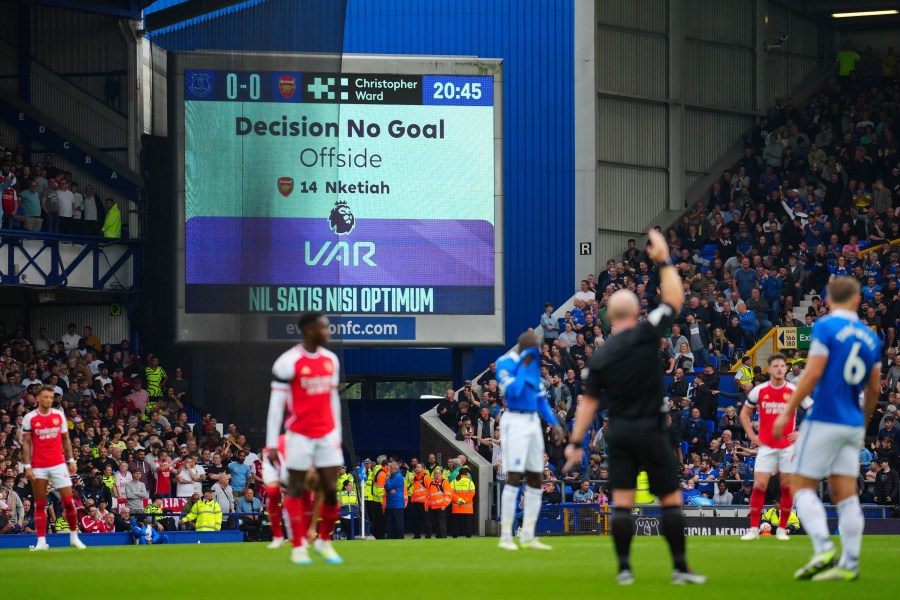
[564,229,681,469]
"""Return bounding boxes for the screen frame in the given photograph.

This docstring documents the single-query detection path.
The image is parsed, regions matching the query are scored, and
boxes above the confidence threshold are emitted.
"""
[169,51,504,346]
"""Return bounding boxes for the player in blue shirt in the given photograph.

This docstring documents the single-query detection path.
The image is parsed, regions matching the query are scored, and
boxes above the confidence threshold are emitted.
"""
[773,276,882,582]
[496,331,563,551]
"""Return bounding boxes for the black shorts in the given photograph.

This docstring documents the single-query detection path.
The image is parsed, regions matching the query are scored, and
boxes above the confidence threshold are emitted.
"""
[606,418,679,497]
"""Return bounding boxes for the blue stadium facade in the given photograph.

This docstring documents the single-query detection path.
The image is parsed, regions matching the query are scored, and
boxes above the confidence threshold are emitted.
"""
[148,0,577,381]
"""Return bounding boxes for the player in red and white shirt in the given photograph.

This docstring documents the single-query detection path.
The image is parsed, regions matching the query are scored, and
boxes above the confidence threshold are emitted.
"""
[22,384,86,550]
[261,434,288,549]
[265,312,343,565]
[739,352,812,541]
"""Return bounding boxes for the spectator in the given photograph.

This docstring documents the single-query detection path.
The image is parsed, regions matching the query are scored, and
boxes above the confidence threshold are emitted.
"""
[211,473,234,524]
[124,469,149,512]
[666,368,689,398]
[684,407,708,454]
[874,458,899,506]
[878,417,900,446]
[712,482,733,506]
[228,450,252,498]
[236,487,263,539]
[572,479,595,503]
[541,303,558,340]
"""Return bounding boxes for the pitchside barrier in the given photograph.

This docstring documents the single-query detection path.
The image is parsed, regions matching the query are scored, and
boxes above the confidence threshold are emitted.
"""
[529,505,900,537]
[0,510,365,549]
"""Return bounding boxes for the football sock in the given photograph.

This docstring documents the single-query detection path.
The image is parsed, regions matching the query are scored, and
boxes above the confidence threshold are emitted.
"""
[284,494,313,548]
[500,484,519,541]
[266,486,283,539]
[836,496,863,571]
[793,488,834,554]
[661,505,688,572]
[749,487,765,529]
[778,484,794,530]
[318,501,340,541]
[34,498,47,539]
[62,495,78,533]
[610,507,634,572]
[519,486,542,542]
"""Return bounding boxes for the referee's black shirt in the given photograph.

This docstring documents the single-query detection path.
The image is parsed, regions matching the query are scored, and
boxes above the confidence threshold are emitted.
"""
[584,303,676,420]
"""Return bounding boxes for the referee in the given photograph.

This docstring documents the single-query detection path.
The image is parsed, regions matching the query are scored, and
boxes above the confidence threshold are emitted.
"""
[564,229,706,585]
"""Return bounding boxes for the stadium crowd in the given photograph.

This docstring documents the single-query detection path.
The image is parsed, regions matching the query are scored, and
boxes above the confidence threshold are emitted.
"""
[0,321,480,541]
[2,44,900,542]
[438,47,900,513]
[0,146,123,238]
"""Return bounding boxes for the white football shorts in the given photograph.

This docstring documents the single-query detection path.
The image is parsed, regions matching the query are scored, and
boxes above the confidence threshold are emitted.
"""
[31,463,72,489]
[793,420,863,480]
[284,429,343,471]
[499,411,544,474]
[754,444,796,474]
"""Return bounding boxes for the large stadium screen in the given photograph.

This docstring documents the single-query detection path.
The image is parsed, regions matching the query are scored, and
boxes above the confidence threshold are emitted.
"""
[172,53,504,345]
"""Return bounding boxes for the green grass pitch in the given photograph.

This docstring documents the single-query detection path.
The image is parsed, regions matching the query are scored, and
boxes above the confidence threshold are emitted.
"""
[2,536,896,599]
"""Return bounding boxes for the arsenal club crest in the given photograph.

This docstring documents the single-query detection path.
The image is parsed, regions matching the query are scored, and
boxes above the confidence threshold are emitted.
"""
[278,177,294,197]
[278,75,297,99]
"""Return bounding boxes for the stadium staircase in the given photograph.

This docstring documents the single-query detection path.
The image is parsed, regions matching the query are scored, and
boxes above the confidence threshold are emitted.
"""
[0,36,142,200]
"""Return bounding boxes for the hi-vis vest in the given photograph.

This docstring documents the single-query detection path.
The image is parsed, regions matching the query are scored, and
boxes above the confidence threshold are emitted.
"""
[339,488,358,507]
[55,516,70,532]
[450,475,475,514]
[368,467,387,503]
[736,364,753,386]
[364,467,376,501]
[411,472,431,504]
[634,471,654,505]
[427,477,452,510]
[762,507,800,529]
[184,498,222,531]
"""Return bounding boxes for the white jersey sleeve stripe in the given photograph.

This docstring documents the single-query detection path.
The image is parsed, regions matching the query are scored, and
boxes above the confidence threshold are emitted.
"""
[746,383,762,407]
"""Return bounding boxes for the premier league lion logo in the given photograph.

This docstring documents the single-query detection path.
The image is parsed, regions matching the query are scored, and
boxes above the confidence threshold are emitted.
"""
[328,200,355,235]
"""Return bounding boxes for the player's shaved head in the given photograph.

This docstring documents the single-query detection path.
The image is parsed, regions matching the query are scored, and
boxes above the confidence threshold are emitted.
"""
[607,290,640,324]
[827,276,861,306]
[518,331,539,349]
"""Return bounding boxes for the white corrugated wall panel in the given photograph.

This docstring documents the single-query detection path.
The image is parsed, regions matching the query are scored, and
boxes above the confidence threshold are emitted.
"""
[684,172,705,192]
[598,97,667,168]
[30,76,127,151]
[142,41,168,136]
[686,0,753,48]
[29,6,128,109]
[30,305,129,347]
[685,42,754,110]
[598,29,667,99]
[596,232,637,270]
[30,7,126,78]
[597,165,668,232]
[597,0,667,34]
[684,109,754,172]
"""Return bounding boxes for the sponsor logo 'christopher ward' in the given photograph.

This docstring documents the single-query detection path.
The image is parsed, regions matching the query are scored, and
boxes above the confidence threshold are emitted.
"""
[278,75,296,99]
[278,177,294,197]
